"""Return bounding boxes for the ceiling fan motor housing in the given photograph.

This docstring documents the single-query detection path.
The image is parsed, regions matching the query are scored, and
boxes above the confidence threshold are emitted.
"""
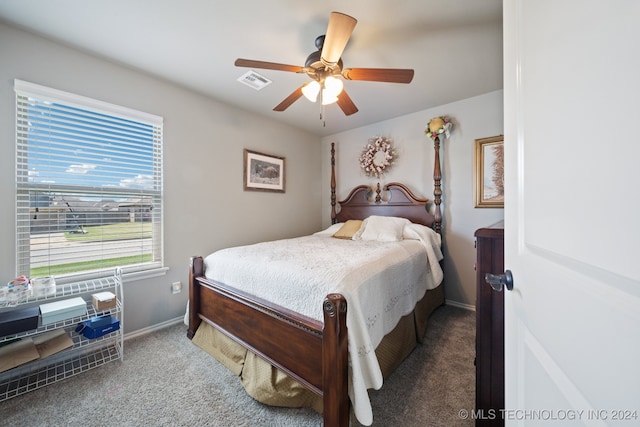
[305,49,343,80]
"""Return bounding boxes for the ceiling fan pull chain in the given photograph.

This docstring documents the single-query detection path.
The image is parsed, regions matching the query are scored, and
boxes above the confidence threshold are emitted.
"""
[320,92,326,127]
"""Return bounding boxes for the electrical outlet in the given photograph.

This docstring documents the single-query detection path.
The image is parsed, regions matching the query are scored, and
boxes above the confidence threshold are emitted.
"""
[171,281,182,294]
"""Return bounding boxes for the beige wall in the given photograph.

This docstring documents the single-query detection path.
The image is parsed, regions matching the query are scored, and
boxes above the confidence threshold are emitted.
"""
[321,91,504,308]
[0,23,322,333]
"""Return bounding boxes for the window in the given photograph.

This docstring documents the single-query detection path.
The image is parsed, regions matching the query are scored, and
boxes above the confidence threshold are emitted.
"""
[15,80,163,283]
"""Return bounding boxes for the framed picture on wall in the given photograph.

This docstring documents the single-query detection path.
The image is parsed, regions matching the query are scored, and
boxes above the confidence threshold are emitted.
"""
[474,135,504,208]
[243,149,285,193]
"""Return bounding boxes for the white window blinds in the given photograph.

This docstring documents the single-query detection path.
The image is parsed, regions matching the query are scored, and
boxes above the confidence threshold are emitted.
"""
[15,80,163,283]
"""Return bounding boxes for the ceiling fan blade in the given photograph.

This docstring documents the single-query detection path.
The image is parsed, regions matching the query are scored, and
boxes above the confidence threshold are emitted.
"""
[235,58,304,73]
[321,12,357,68]
[342,68,415,83]
[336,90,358,116]
[273,86,305,112]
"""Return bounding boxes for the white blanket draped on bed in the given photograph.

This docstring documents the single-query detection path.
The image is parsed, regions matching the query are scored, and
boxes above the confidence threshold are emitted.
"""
[203,220,443,426]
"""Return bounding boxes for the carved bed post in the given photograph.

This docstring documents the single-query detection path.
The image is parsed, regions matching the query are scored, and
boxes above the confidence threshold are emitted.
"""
[433,136,442,234]
[187,256,203,339]
[331,142,337,224]
[322,293,349,427]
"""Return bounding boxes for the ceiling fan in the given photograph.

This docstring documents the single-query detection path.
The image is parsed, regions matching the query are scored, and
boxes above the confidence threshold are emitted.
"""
[234,11,414,116]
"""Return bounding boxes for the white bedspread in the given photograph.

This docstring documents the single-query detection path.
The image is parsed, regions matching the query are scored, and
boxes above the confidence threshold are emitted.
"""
[203,222,443,425]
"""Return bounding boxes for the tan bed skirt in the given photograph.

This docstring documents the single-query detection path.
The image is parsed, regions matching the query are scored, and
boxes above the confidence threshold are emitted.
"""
[192,285,445,413]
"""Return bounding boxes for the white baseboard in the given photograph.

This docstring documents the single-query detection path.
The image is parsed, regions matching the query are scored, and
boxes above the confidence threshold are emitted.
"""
[124,316,184,341]
[445,299,476,311]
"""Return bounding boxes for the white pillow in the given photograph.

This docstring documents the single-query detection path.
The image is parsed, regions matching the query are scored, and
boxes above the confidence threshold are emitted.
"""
[353,216,409,242]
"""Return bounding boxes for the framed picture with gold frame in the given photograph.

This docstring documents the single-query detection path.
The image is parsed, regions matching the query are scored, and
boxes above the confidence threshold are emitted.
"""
[474,135,504,208]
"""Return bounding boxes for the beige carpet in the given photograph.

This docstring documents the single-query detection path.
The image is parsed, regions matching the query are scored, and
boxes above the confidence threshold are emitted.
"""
[0,304,475,426]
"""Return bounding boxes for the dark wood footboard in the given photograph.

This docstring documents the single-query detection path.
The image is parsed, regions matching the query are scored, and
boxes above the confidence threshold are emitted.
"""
[188,256,349,426]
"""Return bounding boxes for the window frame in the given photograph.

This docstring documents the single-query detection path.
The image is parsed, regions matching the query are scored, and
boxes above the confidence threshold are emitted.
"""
[14,79,165,284]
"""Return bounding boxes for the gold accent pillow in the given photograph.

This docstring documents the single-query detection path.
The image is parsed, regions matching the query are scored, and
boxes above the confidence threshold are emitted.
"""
[332,220,363,239]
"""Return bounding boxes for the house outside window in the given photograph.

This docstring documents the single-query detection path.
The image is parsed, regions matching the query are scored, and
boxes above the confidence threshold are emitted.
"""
[15,80,163,283]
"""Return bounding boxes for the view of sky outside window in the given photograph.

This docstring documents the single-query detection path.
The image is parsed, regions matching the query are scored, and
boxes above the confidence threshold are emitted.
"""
[26,103,155,191]
[17,95,161,279]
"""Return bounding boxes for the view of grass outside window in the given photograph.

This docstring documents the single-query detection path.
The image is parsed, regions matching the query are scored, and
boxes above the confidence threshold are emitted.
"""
[15,80,163,282]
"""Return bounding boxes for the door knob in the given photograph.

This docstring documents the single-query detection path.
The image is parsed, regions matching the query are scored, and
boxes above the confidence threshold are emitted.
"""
[485,270,514,292]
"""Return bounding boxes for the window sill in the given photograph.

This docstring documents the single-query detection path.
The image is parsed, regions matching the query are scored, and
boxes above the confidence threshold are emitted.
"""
[52,266,168,286]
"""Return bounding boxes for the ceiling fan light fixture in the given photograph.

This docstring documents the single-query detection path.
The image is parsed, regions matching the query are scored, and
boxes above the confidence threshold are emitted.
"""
[302,81,320,102]
[324,76,343,97]
[321,94,339,105]
[318,76,343,105]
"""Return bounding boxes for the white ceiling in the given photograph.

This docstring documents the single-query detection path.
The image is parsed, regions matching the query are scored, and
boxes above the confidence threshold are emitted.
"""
[0,0,503,136]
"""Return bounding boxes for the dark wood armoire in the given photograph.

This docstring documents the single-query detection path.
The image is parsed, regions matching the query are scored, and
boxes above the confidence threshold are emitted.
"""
[474,223,505,426]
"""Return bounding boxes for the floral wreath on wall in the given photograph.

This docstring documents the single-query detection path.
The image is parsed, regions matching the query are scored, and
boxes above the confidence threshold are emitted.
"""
[359,136,397,179]
[425,116,453,140]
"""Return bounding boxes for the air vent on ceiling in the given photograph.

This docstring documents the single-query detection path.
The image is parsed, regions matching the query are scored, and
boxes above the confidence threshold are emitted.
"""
[237,70,272,90]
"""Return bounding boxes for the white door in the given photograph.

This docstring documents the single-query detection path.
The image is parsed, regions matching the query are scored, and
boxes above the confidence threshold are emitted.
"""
[503,1,640,426]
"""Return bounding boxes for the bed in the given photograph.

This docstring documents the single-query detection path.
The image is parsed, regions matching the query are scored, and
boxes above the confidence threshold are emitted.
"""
[187,141,445,426]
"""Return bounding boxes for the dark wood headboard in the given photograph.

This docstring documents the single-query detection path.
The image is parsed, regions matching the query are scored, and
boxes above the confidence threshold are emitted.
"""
[334,182,435,227]
[329,141,443,232]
